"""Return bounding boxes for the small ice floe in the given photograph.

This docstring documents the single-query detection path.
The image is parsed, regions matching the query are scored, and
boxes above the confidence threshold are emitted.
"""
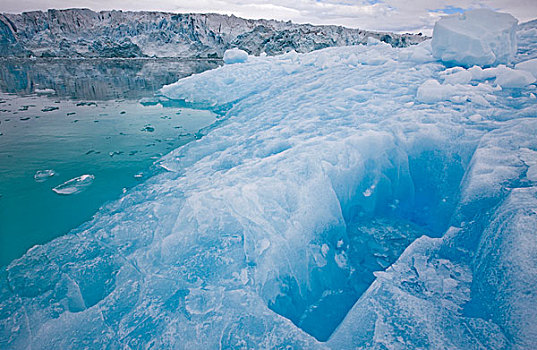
[52,174,95,195]
[109,151,123,157]
[34,169,56,182]
[35,88,56,95]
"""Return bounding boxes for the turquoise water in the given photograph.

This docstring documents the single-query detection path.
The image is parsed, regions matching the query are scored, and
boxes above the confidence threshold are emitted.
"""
[0,59,220,266]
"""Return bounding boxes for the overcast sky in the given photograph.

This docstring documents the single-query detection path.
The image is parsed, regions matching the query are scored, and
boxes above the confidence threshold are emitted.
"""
[1,0,536,34]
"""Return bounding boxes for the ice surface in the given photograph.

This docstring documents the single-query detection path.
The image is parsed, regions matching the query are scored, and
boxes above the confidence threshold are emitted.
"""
[223,48,249,64]
[1,12,537,349]
[517,20,537,63]
[515,58,537,78]
[432,9,518,67]
[494,66,536,88]
[52,174,95,195]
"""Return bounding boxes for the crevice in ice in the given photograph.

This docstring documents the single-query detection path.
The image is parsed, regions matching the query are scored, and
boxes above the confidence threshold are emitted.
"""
[263,147,469,341]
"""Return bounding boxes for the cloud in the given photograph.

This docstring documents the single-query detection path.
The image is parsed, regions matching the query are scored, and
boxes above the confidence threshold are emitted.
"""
[1,0,536,34]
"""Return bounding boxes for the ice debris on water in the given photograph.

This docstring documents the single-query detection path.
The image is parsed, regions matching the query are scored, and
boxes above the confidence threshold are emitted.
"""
[1,9,537,350]
[52,174,95,195]
[41,106,59,112]
[34,88,56,94]
[109,151,123,157]
[33,169,56,182]
[141,124,155,132]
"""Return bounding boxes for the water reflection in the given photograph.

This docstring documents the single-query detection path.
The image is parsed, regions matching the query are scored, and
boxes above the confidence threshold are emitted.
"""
[0,58,221,100]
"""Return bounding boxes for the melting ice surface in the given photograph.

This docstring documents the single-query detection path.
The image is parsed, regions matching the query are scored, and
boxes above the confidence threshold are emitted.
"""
[1,12,537,349]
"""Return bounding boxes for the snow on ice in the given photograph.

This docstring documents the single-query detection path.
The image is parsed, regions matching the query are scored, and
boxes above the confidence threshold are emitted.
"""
[1,9,537,350]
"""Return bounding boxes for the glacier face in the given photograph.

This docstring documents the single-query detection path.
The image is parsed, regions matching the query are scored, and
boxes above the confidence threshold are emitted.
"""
[0,9,426,58]
[2,15,537,350]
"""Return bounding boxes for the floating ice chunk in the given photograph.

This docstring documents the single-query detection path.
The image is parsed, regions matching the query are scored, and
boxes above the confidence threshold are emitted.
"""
[34,88,55,94]
[223,48,248,64]
[141,124,155,132]
[515,58,537,78]
[52,174,95,195]
[41,106,59,112]
[34,169,56,182]
[494,66,536,88]
[432,9,518,67]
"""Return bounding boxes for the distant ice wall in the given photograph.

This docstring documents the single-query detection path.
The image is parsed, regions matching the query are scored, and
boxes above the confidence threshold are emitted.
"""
[0,9,426,58]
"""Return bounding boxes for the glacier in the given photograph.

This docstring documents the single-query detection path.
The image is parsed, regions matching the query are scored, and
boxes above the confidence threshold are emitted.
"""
[1,11,537,350]
[0,9,425,59]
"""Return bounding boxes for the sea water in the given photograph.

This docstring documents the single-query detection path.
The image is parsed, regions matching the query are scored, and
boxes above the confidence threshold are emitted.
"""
[0,58,220,266]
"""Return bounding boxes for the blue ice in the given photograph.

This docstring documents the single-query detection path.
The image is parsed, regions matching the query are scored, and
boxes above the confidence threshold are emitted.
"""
[1,11,537,349]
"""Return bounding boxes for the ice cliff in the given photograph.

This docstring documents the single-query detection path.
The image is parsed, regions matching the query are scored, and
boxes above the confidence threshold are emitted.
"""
[0,9,426,59]
[1,9,537,350]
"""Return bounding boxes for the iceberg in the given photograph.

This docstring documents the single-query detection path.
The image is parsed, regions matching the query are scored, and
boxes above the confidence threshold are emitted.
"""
[1,10,537,349]
[432,9,518,67]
